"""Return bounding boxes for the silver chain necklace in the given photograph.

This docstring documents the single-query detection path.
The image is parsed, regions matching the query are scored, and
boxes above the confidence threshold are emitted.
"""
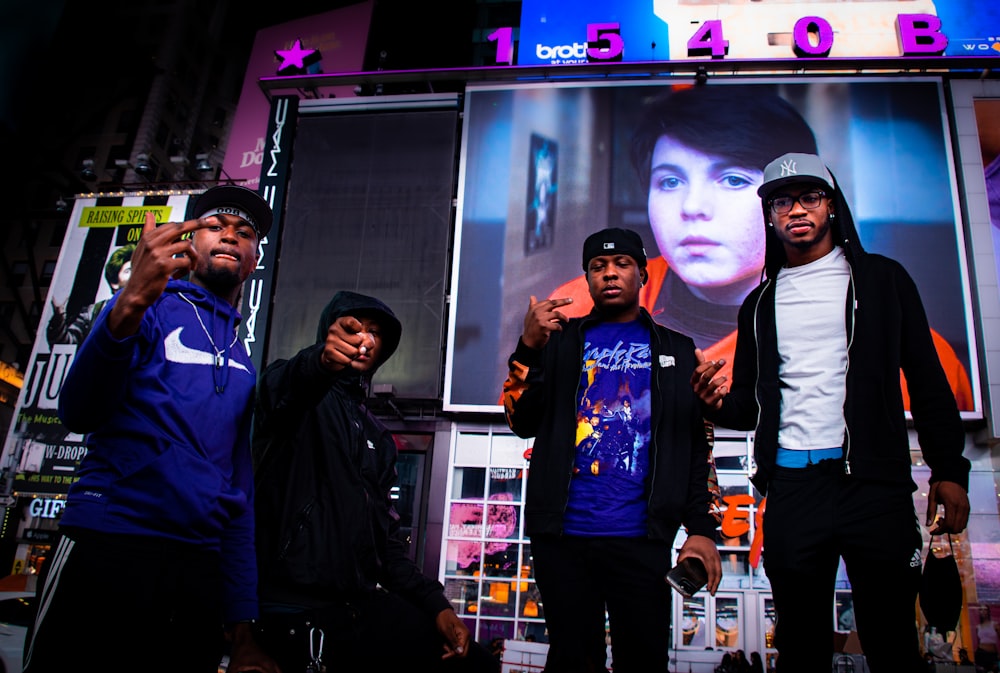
[179,292,238,368]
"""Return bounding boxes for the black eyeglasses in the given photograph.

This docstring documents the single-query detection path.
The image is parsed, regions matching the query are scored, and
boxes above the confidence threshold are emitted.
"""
[769,190,827,215]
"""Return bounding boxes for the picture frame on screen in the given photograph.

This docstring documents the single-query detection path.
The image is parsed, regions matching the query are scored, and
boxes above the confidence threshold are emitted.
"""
[444,76,981,420]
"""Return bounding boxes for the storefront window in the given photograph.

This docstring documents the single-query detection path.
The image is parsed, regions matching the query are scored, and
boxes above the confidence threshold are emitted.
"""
[680,595,707,648]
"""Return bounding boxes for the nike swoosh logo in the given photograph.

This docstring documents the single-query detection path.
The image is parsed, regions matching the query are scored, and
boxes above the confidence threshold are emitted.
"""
[163,327,249,373]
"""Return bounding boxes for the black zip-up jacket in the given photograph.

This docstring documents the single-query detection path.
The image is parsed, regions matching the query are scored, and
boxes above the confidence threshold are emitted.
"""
[503,308,718,542]
[707,177,969,496]
[252,292,451,617]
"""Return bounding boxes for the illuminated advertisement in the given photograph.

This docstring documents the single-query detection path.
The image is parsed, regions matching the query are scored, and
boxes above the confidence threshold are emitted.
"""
[1,196,191,494]
[444,77,981,419]
[516,0,1000,64]
[223,1,373,188]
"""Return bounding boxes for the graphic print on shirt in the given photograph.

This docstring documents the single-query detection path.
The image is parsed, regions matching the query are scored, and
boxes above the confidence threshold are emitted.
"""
[564,319,652,536]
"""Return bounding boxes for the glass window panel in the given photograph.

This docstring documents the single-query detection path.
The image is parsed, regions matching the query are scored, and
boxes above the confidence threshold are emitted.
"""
[764,597,777,650]
[451,467,487,500]
[680,595,707,648]
[714,454,750,472]
[455,434,490,466]
[719,550,752,582]
[715,596,741,648]
[479,619,515,644]
[519,621,549,643]
[488,467,524,502]
[712,439,751,471]
[836,591,856,632]
[485,501,520,540]
[492,434,529,465]
[522,543,536,579]
[443,577,482,616]
[519,581,545,620]
[480,579,517,617]
[482,542,519,578]
[449,502,484,538]
[444,540,482,576]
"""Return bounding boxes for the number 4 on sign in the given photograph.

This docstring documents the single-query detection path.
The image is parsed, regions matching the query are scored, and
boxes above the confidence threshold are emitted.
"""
[688,20,730,59]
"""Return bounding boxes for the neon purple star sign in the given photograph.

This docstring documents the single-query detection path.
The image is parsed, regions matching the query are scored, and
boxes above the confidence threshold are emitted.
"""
[275,39,319,74]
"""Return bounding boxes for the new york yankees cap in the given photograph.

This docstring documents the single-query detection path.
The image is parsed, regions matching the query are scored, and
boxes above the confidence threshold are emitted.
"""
[757,152,835,200]
[582,227,647,271]
[193,185,274,239]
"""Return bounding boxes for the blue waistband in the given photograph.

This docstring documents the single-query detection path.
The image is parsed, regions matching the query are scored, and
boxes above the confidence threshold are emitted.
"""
[775,447,843,468]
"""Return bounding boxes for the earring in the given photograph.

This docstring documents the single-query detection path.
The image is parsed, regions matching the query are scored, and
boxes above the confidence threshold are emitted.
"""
[830,213,836,220]
[767,221,773,227]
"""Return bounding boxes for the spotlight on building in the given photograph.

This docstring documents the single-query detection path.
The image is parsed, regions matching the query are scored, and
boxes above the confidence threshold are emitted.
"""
[80,159,97,181]
[195,154,213,173]
[135,153,155,178]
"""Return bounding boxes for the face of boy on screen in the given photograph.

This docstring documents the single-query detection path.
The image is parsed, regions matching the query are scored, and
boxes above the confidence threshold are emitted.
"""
[647,136,766,306]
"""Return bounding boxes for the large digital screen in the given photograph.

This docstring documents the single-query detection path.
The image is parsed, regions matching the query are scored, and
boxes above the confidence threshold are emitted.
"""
[444,77,981,419]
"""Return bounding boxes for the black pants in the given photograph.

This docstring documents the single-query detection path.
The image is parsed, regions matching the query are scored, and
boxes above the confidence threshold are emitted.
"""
[763,461,924,673]
[530,534,672,673]
[254,592,499,673]
[23,530,225,673]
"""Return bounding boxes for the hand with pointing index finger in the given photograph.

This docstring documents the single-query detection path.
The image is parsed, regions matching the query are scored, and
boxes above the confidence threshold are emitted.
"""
[522,296,573,350]
[106,212,222,339]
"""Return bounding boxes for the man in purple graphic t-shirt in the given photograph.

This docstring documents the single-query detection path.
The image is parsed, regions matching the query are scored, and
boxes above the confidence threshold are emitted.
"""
[502,227,722,673]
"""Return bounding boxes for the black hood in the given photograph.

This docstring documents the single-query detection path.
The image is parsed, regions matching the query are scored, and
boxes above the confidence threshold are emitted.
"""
[315,291,402,371]
[761,166,864,280]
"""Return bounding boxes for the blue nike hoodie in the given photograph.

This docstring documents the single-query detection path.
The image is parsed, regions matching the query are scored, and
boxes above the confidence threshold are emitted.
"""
[58,278,258,624]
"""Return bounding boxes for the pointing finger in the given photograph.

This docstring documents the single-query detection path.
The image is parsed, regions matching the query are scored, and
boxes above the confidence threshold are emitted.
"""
[142,210,158,236]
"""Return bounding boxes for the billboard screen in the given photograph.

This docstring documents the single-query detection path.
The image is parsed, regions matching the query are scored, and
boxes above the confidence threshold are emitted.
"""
[444,77,980,419]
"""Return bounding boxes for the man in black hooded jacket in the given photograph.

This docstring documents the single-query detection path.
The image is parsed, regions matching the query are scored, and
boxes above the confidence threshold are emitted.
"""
[252,290,497,673]
[692,153,970,673]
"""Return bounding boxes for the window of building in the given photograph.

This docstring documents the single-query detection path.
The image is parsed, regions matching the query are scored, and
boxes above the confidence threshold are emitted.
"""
[9,261,27,287]
[39,261,56,286]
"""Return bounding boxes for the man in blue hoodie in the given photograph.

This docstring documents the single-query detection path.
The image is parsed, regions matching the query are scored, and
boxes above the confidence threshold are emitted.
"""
[252,291,498,673]
[24,185,280,673]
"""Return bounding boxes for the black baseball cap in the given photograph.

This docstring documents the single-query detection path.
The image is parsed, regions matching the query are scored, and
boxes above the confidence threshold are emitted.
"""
[193,185,273,239]
[582,227,647,271]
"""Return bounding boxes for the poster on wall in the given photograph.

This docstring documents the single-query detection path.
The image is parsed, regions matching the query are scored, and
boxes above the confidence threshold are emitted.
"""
[443,77,981,419]
[525,133,558,255]
[976,100,1000,290]
[0,195,192,495]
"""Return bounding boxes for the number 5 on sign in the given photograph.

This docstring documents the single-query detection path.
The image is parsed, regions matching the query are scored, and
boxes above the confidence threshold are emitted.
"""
[587,23,624,61]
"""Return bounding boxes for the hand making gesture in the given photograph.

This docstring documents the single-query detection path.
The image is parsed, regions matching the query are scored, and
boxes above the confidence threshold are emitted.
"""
[321,315,378,373]
[691,348,728,410]
[522,295,573,350]
[107,211,219,338]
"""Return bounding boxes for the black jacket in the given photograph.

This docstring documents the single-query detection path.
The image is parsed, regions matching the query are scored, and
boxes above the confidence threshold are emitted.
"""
[503,308,718,541]
[252,292,451,616]
[708,174,969,495]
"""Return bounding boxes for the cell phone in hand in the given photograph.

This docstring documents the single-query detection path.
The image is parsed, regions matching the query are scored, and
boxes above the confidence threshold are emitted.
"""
[665,556,708,597]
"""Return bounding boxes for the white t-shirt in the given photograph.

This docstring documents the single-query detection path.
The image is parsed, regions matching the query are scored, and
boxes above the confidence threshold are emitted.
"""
[775,247,850,450]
